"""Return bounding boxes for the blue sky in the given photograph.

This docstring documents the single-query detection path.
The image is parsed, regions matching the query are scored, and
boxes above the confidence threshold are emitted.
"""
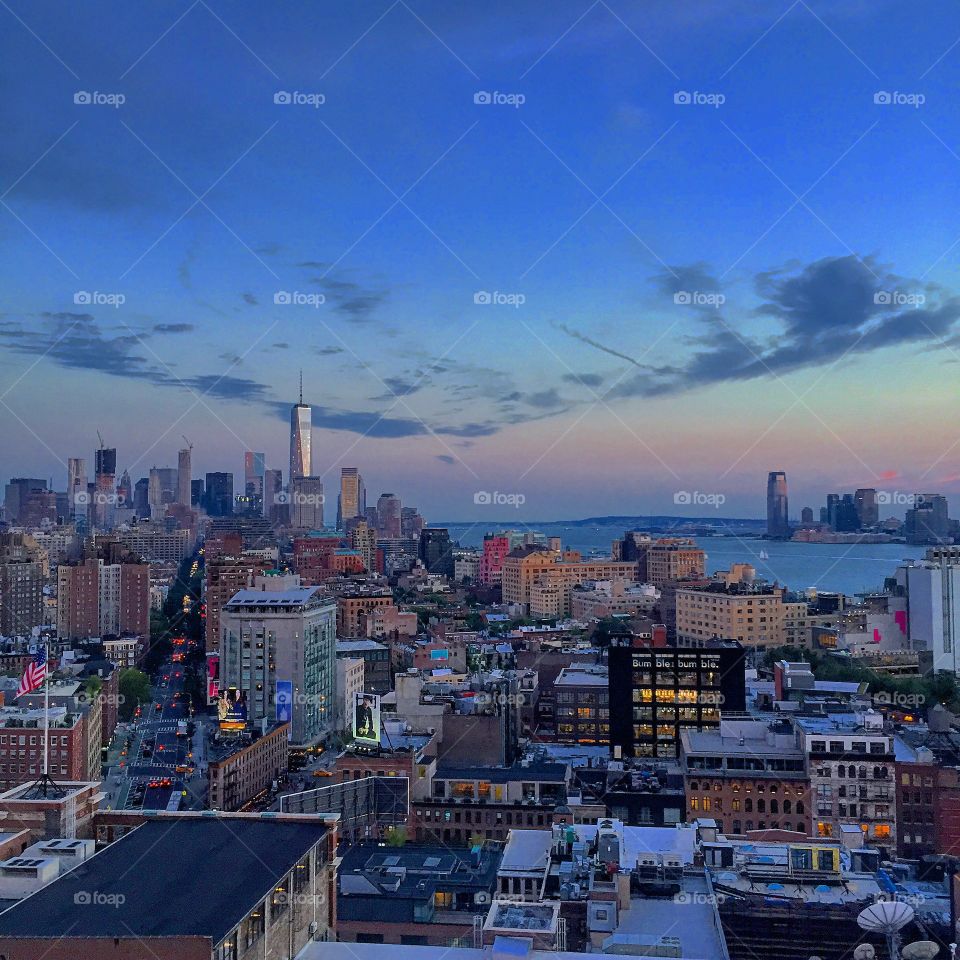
[3,0,960,520]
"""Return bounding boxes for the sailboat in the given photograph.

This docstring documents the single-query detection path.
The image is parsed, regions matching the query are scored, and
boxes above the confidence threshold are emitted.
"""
[759,549,769,560]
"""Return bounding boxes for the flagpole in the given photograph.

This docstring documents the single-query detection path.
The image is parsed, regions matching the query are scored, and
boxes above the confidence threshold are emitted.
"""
[42,642,49,779]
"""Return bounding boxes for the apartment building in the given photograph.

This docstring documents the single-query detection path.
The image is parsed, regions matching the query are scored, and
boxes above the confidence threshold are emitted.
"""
[645,539,706,587]
[501,547,638,616]
[680,717,811,836]
[675,583,808,650]
[795,710,896,851]
[204,552,267,653]
[57,558,149,641]
[207,722,290,810]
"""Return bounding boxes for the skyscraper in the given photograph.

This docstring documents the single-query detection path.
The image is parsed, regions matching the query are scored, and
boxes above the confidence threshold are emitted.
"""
[289,377,312,484]
[854,488,878,528]
[67,458,87,527]
[177,448,192,505]
[244,451,265,496]
[94,446,117,529]
[263,469,282,518]
[766,471,789,538]
[376,493,401,538]
[290,477,324,530]
[338,467,365,530]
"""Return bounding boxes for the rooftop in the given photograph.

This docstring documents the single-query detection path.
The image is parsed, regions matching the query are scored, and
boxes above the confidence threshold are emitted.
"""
[435,762,569,784]
[0,816,328,942]
[336,639,389,653]
[226,586,330,607]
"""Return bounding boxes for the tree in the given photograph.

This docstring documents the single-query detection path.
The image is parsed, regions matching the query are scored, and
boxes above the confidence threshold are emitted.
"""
[118,669,151,720]
[384,826,407,847]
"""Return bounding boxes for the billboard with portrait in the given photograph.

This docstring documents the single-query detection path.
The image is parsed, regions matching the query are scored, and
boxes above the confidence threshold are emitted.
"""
[352,692,380,745]
[218,686,247,731]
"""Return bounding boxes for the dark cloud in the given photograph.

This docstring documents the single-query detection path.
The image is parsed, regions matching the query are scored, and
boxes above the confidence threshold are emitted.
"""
[562,371,604,388]
[182,374,270,402]
[306,272,389,322]
[556,322,647,368]
[524,388,564,409]
[435,455,456,465]
[153,323,194,334]
[242,293,258,306]
[314,346,345,356]
[371,375,425,401]
[561,256,960,399]
[271,342,289,350]
[436,422,500,438]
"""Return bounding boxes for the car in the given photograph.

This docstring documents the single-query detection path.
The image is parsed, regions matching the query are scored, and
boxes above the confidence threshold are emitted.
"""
[312,769,334,778]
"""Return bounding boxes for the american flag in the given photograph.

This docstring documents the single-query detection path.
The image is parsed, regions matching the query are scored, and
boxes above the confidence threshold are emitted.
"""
[16,648,47,698]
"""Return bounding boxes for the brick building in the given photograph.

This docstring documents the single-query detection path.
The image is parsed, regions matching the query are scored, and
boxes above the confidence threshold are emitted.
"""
[207,722,290,811]
[680,717,811,836]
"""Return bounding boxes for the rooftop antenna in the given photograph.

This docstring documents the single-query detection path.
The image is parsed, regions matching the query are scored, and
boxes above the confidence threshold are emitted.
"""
[299,369,303,405]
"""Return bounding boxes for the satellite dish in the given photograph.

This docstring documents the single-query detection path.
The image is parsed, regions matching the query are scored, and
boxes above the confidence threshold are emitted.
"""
[858,902,916,960]
[855,946,877,960]
[858,901,915,935]
[902,943,939,960]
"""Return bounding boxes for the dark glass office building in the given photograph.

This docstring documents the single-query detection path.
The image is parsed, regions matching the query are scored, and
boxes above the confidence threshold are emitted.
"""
[608,638,746,759]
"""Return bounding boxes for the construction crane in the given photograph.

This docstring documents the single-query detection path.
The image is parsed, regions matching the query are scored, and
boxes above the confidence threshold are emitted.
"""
[96,429,104,449]
[182,434,193,451]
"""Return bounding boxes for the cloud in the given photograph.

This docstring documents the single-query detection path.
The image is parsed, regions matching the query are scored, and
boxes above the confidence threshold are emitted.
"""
[182,374,271,402]
[302,268,389,322]
[524,388,564,409]
[435,455,456,465]
[371,375,426,401]
[561,256,960,399]
[242,293,258,306]
[562,371,605,388]
[154,323,194,334]
[314,345,345,356]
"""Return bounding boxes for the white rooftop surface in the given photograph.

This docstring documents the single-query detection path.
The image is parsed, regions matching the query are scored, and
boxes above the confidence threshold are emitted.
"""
[500,830,552,875]
[299,944,630,960]
[228,587,321,605]
[612,874,726,960]
[571,823,698,867]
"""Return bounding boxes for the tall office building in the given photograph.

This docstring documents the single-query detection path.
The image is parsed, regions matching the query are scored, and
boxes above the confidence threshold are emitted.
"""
[290,477,324,530]
[204,473,234,517]
[67,458,87,526]
[221,574,337,747]
[177,448,192,505]
[338,468,365,530]
[3,479,46,524]
[263,469,283,518]
[376,493,402,538]
[419,528,454,578]
[94,447,117,529]
[905,494,952,544]
[244,451,265,496]
[766,471,789,538]
[117,470,133,508]
[289,379,312,484]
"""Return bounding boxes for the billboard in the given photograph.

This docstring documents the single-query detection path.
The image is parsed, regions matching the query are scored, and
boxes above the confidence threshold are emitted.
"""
[352,692,380,745]
[218,686,247,731]
[206,653,220,705]
[276,680,293,725]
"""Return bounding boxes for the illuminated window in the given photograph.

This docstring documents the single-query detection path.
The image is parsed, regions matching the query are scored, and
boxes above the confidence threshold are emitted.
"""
[817,822,833,838]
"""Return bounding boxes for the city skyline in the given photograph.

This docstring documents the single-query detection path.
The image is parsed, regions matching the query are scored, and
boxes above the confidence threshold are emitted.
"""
[4,2,960,518]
